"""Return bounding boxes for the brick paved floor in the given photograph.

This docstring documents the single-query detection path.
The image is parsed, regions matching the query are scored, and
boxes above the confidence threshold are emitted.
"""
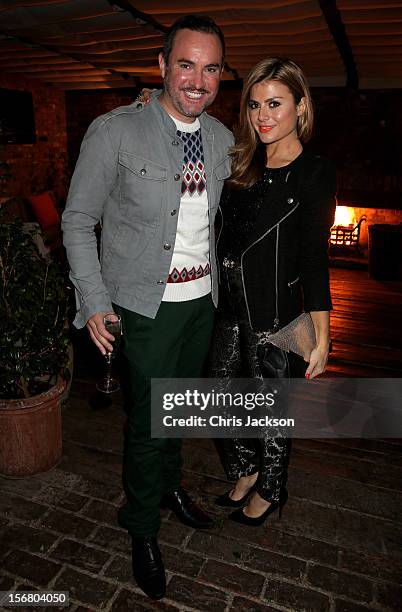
[1,269,402,611]
[1,390,401,612]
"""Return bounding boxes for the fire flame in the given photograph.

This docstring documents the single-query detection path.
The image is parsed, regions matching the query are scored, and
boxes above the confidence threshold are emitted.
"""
[333,205,356,227]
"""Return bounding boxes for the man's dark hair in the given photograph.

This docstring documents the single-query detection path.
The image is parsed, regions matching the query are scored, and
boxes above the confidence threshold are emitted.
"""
[162,14,225,65]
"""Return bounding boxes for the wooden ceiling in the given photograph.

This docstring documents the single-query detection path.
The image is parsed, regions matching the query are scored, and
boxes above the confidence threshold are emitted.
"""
[0,0,401,90]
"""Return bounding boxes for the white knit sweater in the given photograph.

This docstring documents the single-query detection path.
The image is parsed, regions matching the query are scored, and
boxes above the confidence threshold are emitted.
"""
[162,116,211,302]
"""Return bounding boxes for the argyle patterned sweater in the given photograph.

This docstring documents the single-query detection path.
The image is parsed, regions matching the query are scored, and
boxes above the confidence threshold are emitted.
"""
[162,116,211,302]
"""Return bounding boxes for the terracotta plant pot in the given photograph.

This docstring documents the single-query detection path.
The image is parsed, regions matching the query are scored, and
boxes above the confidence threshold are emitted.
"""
[0,379,65,478]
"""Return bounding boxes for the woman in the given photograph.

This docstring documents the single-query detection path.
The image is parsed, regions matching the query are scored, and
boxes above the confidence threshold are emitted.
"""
[211,57,336,525]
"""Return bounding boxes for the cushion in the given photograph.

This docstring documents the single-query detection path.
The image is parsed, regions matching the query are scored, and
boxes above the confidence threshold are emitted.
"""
[28,192,60,229]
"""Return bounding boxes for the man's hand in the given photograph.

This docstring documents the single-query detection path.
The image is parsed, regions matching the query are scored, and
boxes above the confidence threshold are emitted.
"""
[87,312,119,355]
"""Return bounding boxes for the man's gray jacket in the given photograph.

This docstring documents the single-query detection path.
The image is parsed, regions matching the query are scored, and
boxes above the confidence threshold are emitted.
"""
[62,93,233,328]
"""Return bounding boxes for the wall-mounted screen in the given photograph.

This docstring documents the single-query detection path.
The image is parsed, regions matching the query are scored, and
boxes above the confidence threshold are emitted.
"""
[0,88,36,144]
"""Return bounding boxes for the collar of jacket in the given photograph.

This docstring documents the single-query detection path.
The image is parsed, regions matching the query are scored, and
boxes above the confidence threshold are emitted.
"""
[223,168,301,252]
[256,179,300,234]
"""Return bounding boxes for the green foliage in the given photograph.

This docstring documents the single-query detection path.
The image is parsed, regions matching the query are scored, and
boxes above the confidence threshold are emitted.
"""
[0,220,70,399]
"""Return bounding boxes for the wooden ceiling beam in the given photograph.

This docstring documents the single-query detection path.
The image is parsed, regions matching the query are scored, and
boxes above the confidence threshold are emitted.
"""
[348,37,402,45]
[46,81,135,90]
[108,0,240,81]
[0,29,135,85]
[319,0,358,88]
[107,0,169,34]
[338,0,402,12]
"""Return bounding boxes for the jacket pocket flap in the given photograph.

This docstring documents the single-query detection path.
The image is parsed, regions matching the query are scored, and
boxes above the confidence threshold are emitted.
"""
[118,151,167,180]
[214,156,232,180]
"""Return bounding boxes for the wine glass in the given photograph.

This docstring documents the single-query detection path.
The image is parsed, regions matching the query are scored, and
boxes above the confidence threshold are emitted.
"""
[96,314,122,394]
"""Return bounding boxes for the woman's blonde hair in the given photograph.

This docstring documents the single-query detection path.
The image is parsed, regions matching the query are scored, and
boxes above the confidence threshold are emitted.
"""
[229,57,314,189]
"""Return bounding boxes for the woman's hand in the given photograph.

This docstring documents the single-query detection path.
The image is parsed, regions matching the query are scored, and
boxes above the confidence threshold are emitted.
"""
[306,311,331,378]
[136,87,156,106]
[305,342,330,379]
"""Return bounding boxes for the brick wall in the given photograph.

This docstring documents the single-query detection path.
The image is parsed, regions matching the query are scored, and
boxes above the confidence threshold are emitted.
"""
[0,77,68,203]
[62,84,402,212]
[65,88,135,171]
[65,83,241,170]
[2,78,402,208]
[336,207,402,252]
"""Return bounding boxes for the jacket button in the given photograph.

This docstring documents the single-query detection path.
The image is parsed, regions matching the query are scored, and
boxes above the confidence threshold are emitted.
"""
[157,279,164,285]
[172,140,180,146]
[287,197,294,204]
[140,168,146,176]
[163,243,171,250]
[174,173,181,181]
[170,209,177,216]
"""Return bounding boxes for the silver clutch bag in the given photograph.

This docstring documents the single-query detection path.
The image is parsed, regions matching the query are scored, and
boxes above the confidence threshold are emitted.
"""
[257,313,316,362]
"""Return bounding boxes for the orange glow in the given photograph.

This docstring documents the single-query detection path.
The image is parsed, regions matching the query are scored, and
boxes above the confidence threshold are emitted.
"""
[333,205,356,227]
[331,205,360,246]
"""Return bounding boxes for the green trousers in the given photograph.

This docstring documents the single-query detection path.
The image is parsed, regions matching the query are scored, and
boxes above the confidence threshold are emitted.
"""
[115,294,214,537]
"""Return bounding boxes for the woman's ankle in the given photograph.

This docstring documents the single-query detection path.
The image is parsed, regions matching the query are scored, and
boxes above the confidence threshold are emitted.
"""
[243,491,271,517]
[240,472,258,488]
[230,472,258,499]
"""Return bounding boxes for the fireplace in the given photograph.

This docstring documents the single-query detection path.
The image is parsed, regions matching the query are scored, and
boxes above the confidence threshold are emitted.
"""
[330,206,366,252]
[330,201,402,256]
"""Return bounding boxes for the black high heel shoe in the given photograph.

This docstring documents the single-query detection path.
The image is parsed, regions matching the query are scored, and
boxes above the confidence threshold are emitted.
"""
[228,488,288,526]
[215,485,255,509]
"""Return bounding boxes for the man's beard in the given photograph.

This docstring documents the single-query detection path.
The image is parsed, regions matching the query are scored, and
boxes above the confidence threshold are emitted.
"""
[164,79,212,118]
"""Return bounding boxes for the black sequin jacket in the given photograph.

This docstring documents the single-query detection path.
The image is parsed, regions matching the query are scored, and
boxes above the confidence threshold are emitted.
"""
[216,151,337,331]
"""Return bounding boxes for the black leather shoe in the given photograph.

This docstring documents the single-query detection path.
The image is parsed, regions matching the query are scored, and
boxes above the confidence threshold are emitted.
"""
[131,537,166,600]
[161,487,214,529]
[228,488,288,526]
[215,485,256,508]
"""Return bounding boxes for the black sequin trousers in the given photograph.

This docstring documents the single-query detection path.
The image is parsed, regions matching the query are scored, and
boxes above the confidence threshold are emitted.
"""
[209,266,307,503]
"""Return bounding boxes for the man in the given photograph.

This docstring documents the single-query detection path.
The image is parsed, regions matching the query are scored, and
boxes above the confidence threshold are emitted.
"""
[62,15,233,600]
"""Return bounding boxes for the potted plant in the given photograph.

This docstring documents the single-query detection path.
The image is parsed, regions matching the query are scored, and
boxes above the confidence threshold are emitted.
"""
[0,218,70,477]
